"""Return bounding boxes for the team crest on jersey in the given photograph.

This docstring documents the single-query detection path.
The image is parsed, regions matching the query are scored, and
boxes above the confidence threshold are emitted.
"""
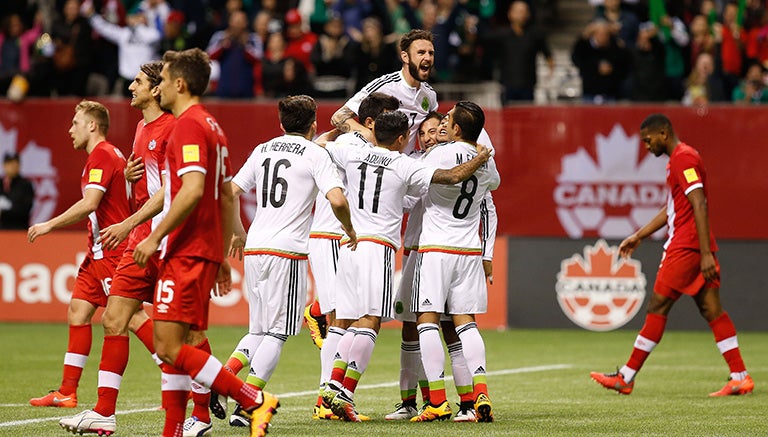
[148,139,157,151]
[555,239,646,331]
[421,96,429,111]
[554,124,667,239]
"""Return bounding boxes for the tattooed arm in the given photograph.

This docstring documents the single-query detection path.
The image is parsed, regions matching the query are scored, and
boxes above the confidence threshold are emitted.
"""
[331,106,366,134]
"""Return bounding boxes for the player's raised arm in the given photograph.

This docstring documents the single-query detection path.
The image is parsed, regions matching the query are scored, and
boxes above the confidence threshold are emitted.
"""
[430,145,491,185]
[331,105,365,134]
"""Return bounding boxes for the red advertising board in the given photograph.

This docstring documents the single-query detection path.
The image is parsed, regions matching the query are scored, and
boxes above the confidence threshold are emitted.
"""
[1,100,765,239]
[0,231,508,328]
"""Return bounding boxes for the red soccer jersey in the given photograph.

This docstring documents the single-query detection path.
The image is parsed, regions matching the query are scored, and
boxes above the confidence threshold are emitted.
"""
[126,112,176,250]
[663,142,718,253]
[81,141,131,259]
[161,104,231,263]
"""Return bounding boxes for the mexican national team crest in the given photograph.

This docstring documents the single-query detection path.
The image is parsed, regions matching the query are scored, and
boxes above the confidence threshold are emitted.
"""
[421,96,429,111]
[556,239,646,331]
[148,139,157,150]
[554,124,667,239]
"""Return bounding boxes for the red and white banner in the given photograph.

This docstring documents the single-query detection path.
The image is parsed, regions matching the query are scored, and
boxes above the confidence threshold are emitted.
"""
[1,100,765,239]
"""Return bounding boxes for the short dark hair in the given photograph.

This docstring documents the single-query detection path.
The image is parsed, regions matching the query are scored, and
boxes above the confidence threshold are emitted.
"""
[422,110,444,126]
[452,101,484,142]
[278,95,317,134]
[399,29,433,53]
[3,152,19,163]
[374,111,409,146]
[640,113,673,132]
[76,100,110,136]
[140,61,164,103]
[358,92,399,124]
[162,48,211,97]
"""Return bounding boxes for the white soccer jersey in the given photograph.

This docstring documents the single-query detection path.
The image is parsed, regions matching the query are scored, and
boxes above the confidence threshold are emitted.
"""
[325,143,436,249]
[418,141,500,254]
[345,70,438,155]
[232,134,344,257]
[309,131,371,237]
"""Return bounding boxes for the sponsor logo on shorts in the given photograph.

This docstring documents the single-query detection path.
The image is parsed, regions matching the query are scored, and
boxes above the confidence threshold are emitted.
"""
[556,239,646,331]
[156,303,169,314]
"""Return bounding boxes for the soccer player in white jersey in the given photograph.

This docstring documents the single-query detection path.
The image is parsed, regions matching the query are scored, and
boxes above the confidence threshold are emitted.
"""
[320,111,491,422]
[308,92,400,420]
[411,101,501,423]
[331,29,438,155]
[388,112,499,422]
[224,95,357,424]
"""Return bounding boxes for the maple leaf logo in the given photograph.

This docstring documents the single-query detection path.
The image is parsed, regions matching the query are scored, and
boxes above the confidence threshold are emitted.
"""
[554,124,668,239]
[556,240,647,331]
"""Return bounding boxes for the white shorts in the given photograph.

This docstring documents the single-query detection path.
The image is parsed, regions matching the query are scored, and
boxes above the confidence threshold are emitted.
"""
[244,254,308,336]
[308,237,340,314]
[412,251,487,315]
[335,241,395,321]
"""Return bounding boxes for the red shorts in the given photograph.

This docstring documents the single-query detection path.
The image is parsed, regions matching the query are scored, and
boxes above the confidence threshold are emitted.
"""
[654,248,721,300]
[153,256,219,330]
[72,255,120,307]
[109,249,160,303]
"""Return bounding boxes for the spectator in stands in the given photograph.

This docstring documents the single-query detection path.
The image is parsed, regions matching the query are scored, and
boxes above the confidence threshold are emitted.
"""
[311,12,353,99]
[50,0,93,96]
[656,14,690,101]
[262,32,315,98]
[595,0,639,49]
[420,0,464,82]
[689,15,717,69]
[718,2,747,98]
[0,152,34,230]
[482,1,553,102]
[84,3,161,97]
[746,9,768,68]
[453,13,483,83]
[207,9,262,98]
[732,61,768,103]
[631,22,666,101]
[137,0,171,35]
[160,10,191,53]
[572,20,631,103]
[331,0,374,41]
[682,52,725,105]
[0,12,41,96]
[384,0,417,35]
[253,9,281,49]
[90,0,126,96]
[350,17,398,93]
[284,8,317,73]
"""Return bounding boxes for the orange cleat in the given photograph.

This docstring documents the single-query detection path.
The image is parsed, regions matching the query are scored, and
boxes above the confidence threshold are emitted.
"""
[590,370,634,395]
[304,303,327,349]
[410,400,452,422]
[709,375,754,397]
[29,390,78,408]
[249,391,280,437]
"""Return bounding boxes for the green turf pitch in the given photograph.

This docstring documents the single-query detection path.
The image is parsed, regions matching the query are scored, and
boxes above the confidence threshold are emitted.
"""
[1,323,766,436]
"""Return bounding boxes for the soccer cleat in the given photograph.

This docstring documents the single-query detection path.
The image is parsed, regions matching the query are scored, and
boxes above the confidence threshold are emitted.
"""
[209,390,227,420]
[474,393,494,423]
[384,401,418,420]
[304,303,327,349]
[410,400,452,422]
[30,390,78,408]
[182,416,212,437]
[590,370,634,395]
[329,390,361,422]
[709,375,755,397]
[453,401,477,422]
[229,403,250,427]
[249,390,280,437]
[312,401,338,420]
[59,409,116,436]
[321,383,340,407]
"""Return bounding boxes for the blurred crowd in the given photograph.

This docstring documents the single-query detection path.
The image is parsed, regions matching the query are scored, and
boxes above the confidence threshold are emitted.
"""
[575,0,768,105]
[0,0,766,105]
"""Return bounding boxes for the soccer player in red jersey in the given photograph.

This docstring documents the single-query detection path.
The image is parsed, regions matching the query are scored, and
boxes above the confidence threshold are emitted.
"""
[591,113,754,397]
[27,101,131,410]
[132,48,278,437]
[58,62,178,436]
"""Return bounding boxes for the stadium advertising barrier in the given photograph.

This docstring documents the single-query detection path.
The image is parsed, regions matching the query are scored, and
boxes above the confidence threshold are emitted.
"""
[0,231,509,329]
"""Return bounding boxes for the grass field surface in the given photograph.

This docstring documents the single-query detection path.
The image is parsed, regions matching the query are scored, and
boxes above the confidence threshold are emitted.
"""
[0,323,765,436]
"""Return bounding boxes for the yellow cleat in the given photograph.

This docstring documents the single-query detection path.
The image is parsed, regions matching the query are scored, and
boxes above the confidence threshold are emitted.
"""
[249,391,279,437]
[312,402,338,420]
[304,304,327,349]
[474,393,494,423]
[410,400,452,422]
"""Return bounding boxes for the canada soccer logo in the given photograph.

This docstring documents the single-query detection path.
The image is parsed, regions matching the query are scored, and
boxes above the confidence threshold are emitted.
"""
[556,239,646,331]
[554,124,667,239]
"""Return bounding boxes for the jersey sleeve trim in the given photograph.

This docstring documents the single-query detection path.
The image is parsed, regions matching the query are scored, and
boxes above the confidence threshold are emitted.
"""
[84,183,107,192]
[684,183,703,196]
[177,165,207,177]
